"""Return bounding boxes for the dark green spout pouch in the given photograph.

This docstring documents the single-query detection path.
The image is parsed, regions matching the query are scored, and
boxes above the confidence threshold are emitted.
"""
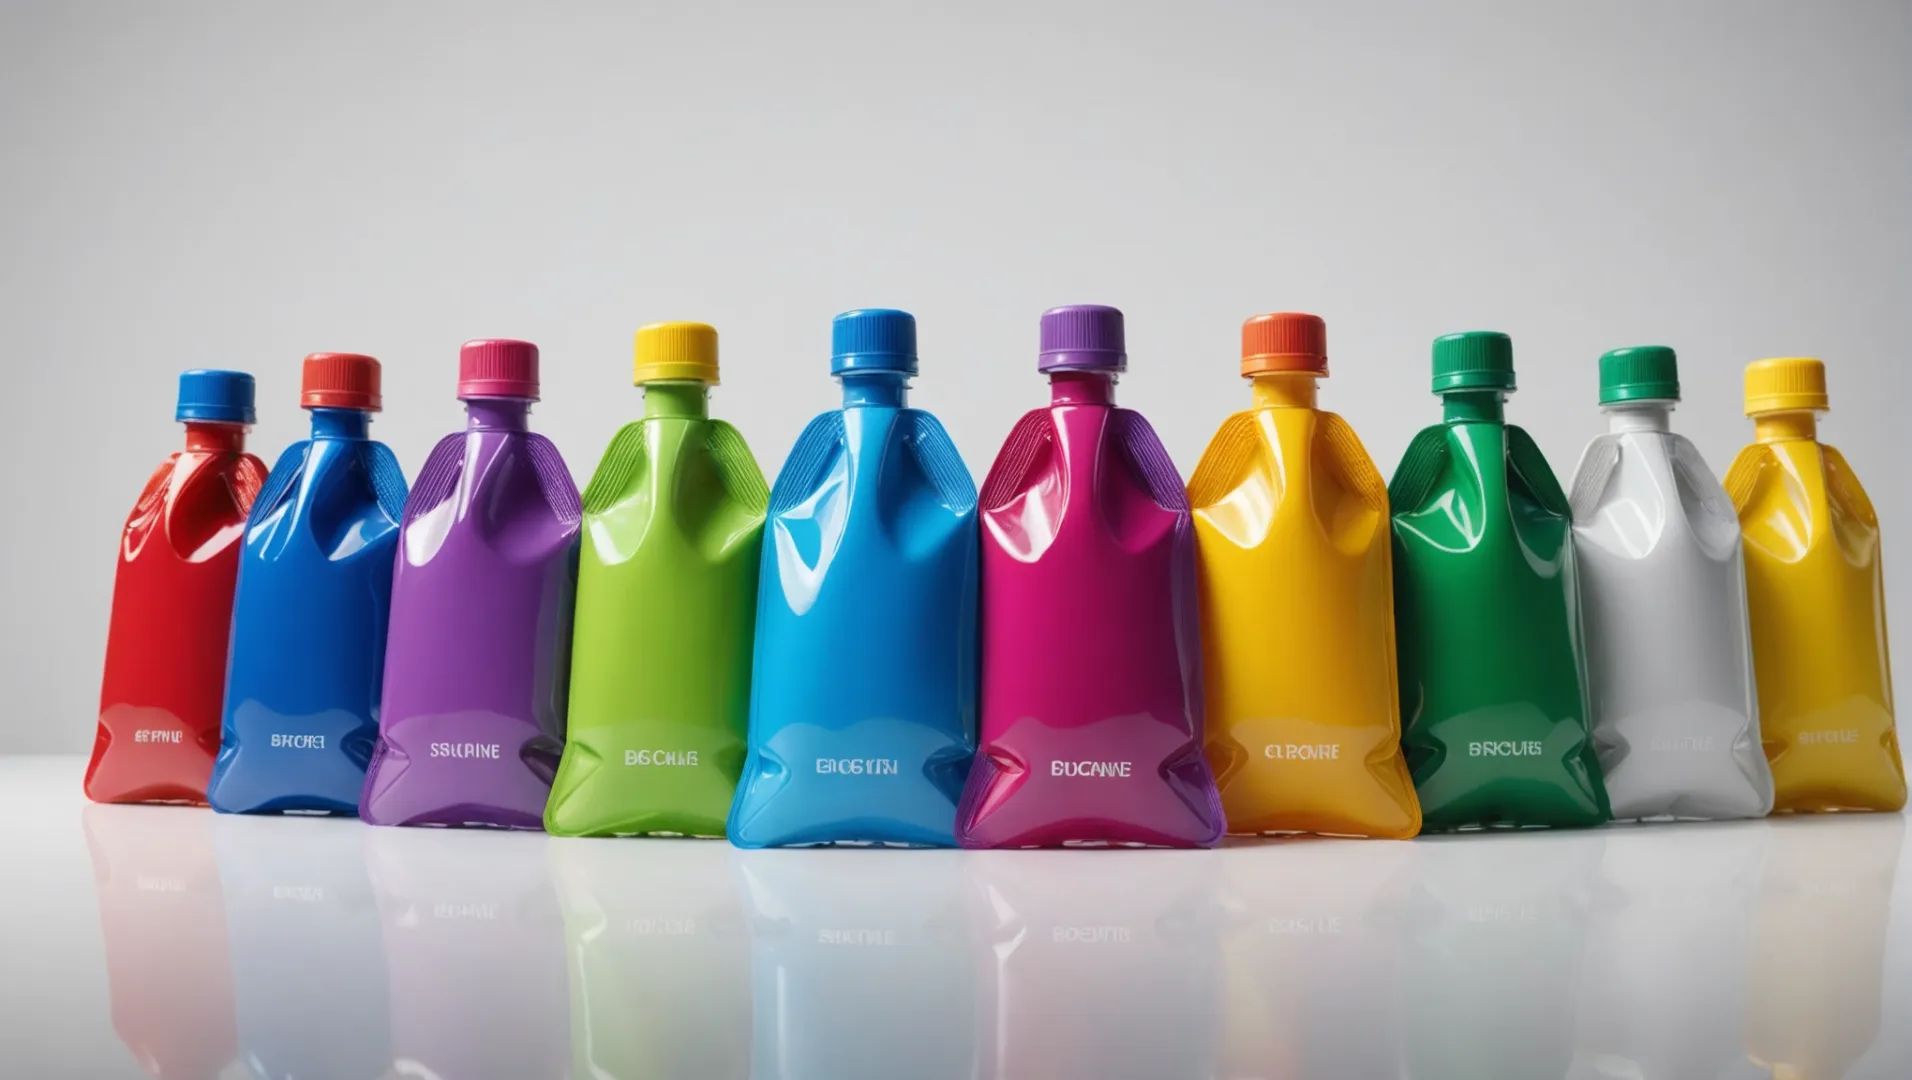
[1388,333,1609,830]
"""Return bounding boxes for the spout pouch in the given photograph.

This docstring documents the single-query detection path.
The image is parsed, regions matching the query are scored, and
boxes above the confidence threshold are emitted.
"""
[91,448,266,804]
[361,431,581,829]
[208,439,407,815]
[956,406,1224,848]
[1725,441,1905,812]
[1571,431,1771,820]
[1190,407,1420,838]
[547,417,768,837]
[730,409,979,847]
[1389,422,1608,830]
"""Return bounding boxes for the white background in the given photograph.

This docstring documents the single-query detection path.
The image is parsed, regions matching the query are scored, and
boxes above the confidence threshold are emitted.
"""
[1,0,1906,753]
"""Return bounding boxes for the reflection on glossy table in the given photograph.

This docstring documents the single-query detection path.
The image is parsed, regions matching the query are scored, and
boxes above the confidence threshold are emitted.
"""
[3,756,1907,1079]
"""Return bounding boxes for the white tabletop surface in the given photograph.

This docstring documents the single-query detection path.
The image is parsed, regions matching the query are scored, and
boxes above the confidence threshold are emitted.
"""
[2,755,1907,1079]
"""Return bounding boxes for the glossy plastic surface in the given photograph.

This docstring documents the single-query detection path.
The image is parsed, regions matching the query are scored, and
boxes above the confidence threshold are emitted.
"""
[1570,823,1764,1079]
[90,424,266,804]
[956,371,1224,848]
[365,825,566,1078]
[1389,395,1608,830]
[1189,374,1420,838]
[1726,418,1906,813]
[212,813,392,1079]
[737,851,973,1079]
[550,839,752,1078]
[208,409,406,815]
[361,399,581,829]
[82,805,238,1079]
[1571,403,1773,820]
[1401,831,1606,1078]
[972,851,1218,1077]
[546,382,768,837]
[1744,813,1904,1079]
[1216,839,1415,1077]
[729,371,978,847]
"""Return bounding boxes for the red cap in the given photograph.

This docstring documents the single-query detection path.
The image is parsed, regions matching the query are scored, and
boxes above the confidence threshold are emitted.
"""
[300,352,383,411]
[1241,313,1327,377]
[458,339,540,401]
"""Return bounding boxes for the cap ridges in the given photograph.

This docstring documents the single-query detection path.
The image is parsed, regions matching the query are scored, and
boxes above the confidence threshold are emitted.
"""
[1744,357,1828,415]
[1242,313,1327,376]
[176,369,257,425]
[1598,345,1680,404]
[634,322,719,385]
[459,339,540,401]
[1431,331,1516,394]
[831,309,918,375]
[301,352,382,412]
[1039,304,1126,373]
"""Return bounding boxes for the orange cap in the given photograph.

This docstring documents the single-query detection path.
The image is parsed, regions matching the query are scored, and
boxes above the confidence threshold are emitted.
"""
[1241,313,1327,377]
[300,352,383,411]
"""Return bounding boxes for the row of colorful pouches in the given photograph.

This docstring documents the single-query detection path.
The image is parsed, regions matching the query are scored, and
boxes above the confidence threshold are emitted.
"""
[87,307,1905,842]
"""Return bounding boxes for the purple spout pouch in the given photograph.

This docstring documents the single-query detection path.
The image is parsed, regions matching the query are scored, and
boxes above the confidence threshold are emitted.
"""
[361,340,581,829]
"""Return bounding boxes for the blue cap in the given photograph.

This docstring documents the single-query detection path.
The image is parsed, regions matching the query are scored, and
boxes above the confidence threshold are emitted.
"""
[175,369,257,424]
[830,309,918,376]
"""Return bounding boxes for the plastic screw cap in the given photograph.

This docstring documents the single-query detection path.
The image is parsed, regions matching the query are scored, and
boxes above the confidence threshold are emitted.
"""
[459,339,540,400]
[831,309,918,376]
[176,369,257,425]
[1039,304,1127,373]
[1242,313,1327,377]
[1599,346,1680,404]
[1431,331,1516,394]
[634,322,719,385]
[1743,357,1828,415]
[301,352,383,412]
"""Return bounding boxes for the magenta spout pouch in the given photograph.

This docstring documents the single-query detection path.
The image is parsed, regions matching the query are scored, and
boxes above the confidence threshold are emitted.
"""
[955,305,1224,848]
[360,340,581,829]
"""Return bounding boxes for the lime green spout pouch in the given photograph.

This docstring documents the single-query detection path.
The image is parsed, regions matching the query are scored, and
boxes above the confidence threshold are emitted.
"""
[546,323,769,838]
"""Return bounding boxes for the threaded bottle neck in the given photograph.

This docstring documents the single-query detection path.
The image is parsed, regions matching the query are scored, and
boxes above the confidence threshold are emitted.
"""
[1050,371,1116,406]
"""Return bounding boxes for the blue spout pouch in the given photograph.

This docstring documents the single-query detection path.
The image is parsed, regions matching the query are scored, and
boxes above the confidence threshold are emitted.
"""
[209,353,407,815]
[728,310,979,847]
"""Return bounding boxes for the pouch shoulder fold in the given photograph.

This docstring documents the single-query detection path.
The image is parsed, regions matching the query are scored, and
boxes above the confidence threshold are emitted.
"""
[1568,434,1622,525]
[1315,410,1388,512]
[1666,434,1738,528]
[523,432,582,525]
[704,420,769,516]
[901,409,978,512]
[401,433,466,529]
[361,442,409,523]
[1387,425,1451,511]
[581,422,647,515]
[247,441,313,528]
[1186,411,1259,510]
[1820,443,1878,528]
[769,412,845,517]
[1110,408,1190,512]
[979,408,1055,510]
[1505,423,1571,517]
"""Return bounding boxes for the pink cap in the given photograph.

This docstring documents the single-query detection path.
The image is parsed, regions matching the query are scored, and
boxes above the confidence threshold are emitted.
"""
[458,339,540,401]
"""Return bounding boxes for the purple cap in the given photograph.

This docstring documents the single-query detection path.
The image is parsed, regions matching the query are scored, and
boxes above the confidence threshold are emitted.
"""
[1038,304,1127,373]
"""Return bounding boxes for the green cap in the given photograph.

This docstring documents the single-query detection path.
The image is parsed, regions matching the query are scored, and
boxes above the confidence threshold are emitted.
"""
[1598,345,1680,404]
[1431,331,1515,393]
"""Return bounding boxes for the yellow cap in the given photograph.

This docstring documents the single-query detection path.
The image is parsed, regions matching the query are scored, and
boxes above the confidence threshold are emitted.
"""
[1743,357,1828,415]
[634,321,719,385]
